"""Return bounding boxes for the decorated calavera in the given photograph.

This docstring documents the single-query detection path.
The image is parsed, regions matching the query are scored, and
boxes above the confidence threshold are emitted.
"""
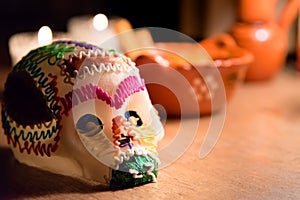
[1,40,164,188]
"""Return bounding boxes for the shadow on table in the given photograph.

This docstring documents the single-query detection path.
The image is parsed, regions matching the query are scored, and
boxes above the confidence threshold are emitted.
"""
[0,147,111,199]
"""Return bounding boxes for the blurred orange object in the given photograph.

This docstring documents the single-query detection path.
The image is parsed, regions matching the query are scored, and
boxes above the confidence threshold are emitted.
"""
[199,33,254,104]
[130,33,253,117]
[230,0,299,81]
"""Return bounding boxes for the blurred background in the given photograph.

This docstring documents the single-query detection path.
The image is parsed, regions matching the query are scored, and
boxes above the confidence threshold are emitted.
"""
[0,0,298,67]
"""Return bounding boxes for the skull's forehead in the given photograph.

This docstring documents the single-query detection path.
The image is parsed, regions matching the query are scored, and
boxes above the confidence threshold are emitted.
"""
[3,40,143,127]
[13,40,139,97]
[53,40,134,68]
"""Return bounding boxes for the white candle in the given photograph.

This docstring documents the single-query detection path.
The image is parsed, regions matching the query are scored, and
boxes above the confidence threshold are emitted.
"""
[67,13,121,51]
[8,26,68,66]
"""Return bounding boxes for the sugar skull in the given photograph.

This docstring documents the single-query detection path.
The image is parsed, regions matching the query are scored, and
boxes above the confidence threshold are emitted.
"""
[1,40,164,188]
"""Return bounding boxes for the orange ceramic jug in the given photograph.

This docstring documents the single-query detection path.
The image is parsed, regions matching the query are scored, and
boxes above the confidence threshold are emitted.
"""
[230,0,299,81]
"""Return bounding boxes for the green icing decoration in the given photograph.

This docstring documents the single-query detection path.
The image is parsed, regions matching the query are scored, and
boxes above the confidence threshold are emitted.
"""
[110,154,158,188]
[41,43,76,60]
[14,43,76,71]
[107,49,124,56]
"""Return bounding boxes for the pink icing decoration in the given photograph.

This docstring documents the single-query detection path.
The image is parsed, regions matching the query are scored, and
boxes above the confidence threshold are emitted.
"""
[60,76,145,115]
[112,76,145,109]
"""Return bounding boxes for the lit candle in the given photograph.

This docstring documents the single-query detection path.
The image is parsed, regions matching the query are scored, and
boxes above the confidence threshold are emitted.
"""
[8,26,68,66]
[67,13,121,51]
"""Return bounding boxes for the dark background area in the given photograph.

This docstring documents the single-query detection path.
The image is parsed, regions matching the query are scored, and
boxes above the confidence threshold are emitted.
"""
[0,0,183,66]
[0,0,297,68]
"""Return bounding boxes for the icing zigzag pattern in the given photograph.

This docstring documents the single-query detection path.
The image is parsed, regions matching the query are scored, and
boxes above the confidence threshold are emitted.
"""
[57,48,137,85]
[74,62,134,81]
[1,109,60,157]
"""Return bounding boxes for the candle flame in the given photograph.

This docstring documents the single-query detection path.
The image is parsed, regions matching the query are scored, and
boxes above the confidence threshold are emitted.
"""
[38,26,53,45]
[93,13,108,31]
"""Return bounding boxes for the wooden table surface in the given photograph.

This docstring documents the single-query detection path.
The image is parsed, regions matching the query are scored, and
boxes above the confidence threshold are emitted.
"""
[0,65,300,200]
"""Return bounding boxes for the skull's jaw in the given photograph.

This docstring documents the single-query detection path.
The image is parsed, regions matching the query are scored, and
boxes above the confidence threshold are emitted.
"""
[110,152,159,189]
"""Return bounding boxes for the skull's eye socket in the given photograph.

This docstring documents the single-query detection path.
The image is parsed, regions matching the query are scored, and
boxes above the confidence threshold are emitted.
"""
[3,71,53,126]
[76,114,103,137]
[124,110,143,127]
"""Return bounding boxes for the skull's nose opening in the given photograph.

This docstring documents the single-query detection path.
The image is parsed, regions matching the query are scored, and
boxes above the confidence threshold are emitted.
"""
[3,70,53,126]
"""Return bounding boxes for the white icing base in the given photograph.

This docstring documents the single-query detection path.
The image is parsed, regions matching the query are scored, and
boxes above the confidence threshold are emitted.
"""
[3,40,164,186]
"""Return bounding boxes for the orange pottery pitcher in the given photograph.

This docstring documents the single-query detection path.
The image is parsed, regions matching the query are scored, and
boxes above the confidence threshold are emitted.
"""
[230,0,299,81]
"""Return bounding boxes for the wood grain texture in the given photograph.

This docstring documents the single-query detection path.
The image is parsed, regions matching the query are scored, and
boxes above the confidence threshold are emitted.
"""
[0,65,299,200]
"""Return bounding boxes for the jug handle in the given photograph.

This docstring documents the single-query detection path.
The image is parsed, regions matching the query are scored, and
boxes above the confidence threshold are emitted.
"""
[278,0,300,32]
